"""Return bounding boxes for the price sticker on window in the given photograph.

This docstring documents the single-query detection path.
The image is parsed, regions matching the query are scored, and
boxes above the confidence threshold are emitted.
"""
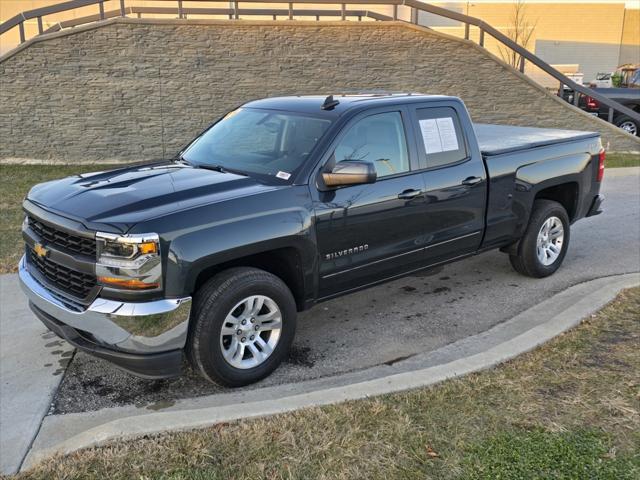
[419,117,459,154]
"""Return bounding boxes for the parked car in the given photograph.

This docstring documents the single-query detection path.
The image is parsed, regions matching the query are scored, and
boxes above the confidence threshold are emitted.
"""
[19,94,605,386]
[578,86,640,136]
[590,72,612,89]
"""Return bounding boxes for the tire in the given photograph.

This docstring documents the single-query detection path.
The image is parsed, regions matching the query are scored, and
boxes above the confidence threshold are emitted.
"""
[614,115,638,137]
[187,267,297,387]
[509,200,570,278]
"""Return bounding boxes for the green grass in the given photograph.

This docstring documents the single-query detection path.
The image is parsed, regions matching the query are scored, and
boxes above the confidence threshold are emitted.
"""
[462,429,637,480]
[0,164,117,273]
[606,153,640,168]
[15,287,640,479]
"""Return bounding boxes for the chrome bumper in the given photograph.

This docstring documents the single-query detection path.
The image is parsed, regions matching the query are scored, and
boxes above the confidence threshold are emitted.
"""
[19,256,192,354]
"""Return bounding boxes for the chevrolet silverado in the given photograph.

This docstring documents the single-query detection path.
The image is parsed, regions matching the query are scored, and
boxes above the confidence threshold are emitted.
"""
[19,94,606,386]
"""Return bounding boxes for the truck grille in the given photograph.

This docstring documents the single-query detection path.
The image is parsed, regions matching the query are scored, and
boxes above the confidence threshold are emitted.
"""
[28,248,96,299]
[28,216,96,257]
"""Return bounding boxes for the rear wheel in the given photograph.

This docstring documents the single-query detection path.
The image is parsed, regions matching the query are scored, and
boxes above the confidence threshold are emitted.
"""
[187,267,297,387]
[614,115,638,136]
[509,200,570,278]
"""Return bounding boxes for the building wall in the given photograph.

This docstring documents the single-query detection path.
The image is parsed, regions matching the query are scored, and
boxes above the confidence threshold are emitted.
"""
[534,40,622,82]
[418,2,636,85]
[619,8,640,65]
[0,19,637,163]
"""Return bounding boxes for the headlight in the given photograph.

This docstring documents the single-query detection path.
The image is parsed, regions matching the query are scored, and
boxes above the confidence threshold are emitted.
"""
[96,232,161,290]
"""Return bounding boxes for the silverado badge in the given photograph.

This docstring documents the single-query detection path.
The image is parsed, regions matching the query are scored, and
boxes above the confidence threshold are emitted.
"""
[33,243,49,258]
[325,244,368,261]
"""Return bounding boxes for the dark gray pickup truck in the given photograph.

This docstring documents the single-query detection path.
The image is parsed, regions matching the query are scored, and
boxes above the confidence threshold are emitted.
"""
[19,93,605,386]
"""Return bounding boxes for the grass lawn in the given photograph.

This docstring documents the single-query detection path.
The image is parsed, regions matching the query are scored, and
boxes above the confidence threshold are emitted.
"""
[606,153,640,168]
[0,164,115,274]
[16,287,640,479]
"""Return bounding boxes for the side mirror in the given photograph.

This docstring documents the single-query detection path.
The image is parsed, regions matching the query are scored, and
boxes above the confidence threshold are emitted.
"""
[322,161,377,187]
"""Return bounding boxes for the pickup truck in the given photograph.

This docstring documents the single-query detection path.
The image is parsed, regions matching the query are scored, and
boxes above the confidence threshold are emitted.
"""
[19,93,605,387]
[578,87,640,136]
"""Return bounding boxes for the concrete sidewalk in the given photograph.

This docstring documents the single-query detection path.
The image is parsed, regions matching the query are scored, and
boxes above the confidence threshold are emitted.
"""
[0,274,74,475]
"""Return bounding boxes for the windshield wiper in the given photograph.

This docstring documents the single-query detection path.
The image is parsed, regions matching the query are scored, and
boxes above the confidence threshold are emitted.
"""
[174,155,192,166]
[196,164,249,177]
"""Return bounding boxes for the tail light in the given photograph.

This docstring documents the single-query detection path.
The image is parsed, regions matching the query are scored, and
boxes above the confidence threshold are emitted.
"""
[585,96,599,109]
[596,150,605,182]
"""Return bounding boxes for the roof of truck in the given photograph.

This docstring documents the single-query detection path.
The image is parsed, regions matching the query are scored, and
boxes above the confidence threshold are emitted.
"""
[243,93,456,116]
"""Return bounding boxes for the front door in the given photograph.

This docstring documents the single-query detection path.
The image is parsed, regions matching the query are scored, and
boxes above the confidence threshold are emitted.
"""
[313,109,429,298]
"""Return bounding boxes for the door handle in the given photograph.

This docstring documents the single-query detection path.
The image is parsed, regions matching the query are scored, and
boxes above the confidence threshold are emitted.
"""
[398,189,422,200]
[461,176,482,186]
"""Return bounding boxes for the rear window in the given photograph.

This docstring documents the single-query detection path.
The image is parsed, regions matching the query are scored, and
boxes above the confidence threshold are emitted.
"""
[415,107,468,168]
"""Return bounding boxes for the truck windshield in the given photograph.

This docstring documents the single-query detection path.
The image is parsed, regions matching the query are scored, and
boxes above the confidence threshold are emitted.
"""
[182,108,332,181]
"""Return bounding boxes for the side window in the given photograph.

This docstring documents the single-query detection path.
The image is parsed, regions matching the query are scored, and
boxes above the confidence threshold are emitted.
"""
[415,107,468,169]
[333,112,409,178]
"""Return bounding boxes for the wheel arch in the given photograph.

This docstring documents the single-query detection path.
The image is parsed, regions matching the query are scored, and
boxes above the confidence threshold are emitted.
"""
[534,182,580,221]
[191,246,308,311]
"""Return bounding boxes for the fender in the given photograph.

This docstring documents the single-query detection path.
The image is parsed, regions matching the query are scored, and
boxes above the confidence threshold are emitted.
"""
[514,151,591,228]
[483,140,597,250]
[150,186,316,299]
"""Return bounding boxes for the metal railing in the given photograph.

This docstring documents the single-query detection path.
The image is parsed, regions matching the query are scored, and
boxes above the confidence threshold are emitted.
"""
[1,0,638,125]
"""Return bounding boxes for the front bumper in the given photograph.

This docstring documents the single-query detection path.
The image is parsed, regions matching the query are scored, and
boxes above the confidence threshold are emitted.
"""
[19,256,192,378]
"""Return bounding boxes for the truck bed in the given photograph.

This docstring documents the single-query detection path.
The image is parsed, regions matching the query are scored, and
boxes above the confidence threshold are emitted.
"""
[474,124,599,156]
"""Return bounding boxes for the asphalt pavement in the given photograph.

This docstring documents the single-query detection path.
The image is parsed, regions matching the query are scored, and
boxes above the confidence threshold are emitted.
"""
[51,167,640,413]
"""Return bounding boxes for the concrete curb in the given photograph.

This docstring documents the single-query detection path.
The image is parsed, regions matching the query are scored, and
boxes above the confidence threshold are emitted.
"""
[22,272,639,471]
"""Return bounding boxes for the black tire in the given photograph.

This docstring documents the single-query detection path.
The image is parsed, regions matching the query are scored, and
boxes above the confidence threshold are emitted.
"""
[509,200,570,278]
[614,115,638,137]
[187,267,297,387]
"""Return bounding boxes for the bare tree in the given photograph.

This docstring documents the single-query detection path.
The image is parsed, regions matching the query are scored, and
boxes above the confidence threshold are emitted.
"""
[498,0,537,70]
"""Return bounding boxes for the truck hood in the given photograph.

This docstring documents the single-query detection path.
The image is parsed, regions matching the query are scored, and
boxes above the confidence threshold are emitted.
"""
[26,162,278,233]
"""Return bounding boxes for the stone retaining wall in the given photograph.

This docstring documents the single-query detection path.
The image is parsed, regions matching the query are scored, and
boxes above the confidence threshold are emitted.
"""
[1,18,638,162]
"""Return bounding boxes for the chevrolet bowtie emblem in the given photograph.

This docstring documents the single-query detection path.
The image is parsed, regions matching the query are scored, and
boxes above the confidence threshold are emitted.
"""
[33,243,49,258]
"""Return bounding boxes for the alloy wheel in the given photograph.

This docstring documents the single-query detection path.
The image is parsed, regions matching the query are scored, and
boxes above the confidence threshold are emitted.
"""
[619,120,637,136]
[219,295,282,369]
[536,216,564,266]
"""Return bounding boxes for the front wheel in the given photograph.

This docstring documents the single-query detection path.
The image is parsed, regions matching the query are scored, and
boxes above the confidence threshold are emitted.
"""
[509,200,570,278]
[187,267,297,387]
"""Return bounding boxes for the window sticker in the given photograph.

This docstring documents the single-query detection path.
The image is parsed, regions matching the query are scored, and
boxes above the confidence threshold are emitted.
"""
[419,117,459,154]
[419,119,442,154]
[435,117,459,152]
[276,171,291,180]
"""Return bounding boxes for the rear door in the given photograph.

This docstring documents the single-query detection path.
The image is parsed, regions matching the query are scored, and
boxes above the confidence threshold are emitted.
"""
[409,103,487,263]
[313,107,430,298]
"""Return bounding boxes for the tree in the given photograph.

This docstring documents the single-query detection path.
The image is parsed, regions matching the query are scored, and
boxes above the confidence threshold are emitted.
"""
[498,0,537,70]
